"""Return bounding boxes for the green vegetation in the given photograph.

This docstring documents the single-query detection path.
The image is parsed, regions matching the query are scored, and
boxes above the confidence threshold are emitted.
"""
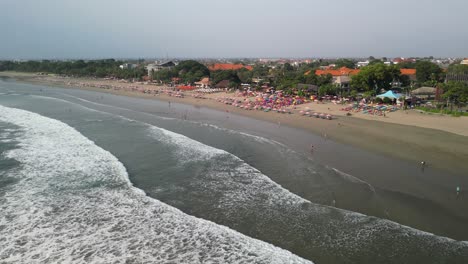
[334,59,356,69]
[350,63,401,94]
[3,58,467,108]
[210,70,241,86]
[152,60,210,83]
[399,60,443,84]
[414,61,443,83]
[447,64,468,74]
[318,84,337,96]
[415,106,468,117]
[0,59,147,80]
[442,81,468,106]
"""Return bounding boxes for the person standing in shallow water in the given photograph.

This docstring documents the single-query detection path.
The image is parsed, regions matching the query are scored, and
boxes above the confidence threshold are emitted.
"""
[456,186,461,199]
[420,161,426,172]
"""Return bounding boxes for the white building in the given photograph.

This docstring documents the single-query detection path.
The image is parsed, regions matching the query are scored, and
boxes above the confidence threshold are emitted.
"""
[357,61,369,67]
[145,61,176,76]
[119,63,137,70]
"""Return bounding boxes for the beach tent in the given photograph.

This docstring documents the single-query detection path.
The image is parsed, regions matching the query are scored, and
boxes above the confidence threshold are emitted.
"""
[376,90,402,99]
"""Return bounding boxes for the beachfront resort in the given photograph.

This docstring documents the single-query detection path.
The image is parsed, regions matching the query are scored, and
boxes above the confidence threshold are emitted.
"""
[2,57,467,121]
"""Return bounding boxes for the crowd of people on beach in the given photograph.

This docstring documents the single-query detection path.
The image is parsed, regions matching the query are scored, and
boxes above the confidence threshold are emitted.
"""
[54,76,406,121]
[339,98,400,116]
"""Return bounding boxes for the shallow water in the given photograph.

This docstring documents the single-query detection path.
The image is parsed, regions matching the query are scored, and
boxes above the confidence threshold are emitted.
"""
[0,79,467,264]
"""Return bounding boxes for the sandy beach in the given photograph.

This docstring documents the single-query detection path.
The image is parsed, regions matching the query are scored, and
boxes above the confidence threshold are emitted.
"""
[1,71,468,175]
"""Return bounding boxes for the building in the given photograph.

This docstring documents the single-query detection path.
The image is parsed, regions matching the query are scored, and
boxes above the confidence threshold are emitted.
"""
[195,77,211,88]
[334,76,352,91]
[314,67,417,89]
[411,87,437,99]
[460,58,468,65]
[446,73,468,84]
[400,68,417,82]
[119,63,137,70]
[145,61,176,76]
[392,57,416,64]
[315,67,360,77]
[208,64,253,71]
[356,61,369,67]
[315,67,359,92]
[215,80,230,88]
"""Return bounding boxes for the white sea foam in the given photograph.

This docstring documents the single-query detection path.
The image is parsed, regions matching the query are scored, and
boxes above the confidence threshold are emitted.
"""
[194,122,289,147]
[7,92,468,258]
[58,93,176,120]
[147,121,468,254]
[0,105,312,264]
[35,93,294,151]
[148,126,313,209]
[329,167,376,193]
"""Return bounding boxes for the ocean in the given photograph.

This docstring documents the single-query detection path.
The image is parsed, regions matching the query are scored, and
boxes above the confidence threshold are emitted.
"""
[0,79,467,263]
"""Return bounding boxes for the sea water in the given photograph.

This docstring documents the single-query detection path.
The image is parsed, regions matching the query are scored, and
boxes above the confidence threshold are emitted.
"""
[0,80,467,264]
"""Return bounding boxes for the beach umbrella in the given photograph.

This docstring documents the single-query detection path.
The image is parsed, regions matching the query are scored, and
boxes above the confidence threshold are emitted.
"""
[376,90,401,99]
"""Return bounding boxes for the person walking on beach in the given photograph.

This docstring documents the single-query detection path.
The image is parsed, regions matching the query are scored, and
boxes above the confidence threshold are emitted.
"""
[310,144,314,154]
[168,101,171,108]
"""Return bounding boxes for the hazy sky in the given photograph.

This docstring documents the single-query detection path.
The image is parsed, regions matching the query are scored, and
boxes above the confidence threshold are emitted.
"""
[1,0,467,59]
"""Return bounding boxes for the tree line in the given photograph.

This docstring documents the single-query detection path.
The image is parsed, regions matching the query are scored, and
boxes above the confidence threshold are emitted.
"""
[1,58,467,106]
[0,59,147,80]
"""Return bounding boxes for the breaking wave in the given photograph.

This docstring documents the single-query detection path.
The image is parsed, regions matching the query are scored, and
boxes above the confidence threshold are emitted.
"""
[0,105,311,263]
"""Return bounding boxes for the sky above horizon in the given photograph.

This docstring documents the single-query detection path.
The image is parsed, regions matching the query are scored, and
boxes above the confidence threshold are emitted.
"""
[1,0,468,59]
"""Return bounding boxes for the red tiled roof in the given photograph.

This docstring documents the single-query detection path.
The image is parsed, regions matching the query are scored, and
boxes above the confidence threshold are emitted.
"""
[400,69,416,75]
[209,64,253,71]
[315,67,360,76]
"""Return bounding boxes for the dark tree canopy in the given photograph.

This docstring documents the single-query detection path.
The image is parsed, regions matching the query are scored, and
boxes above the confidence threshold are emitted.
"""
[318,84,337,96]
[447,64,468,74]
[350,64,401,93]
[152,60,210,83]
[443,81,468,105]
[334,59,356,69]
[174,60,210,83]
[414,61,443,83]
[0,59,146,80]
[211,70,240,85]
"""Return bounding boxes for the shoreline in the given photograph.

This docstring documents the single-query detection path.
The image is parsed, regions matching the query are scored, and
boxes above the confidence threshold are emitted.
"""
[1,71,468,175]
[2,72,468,241]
